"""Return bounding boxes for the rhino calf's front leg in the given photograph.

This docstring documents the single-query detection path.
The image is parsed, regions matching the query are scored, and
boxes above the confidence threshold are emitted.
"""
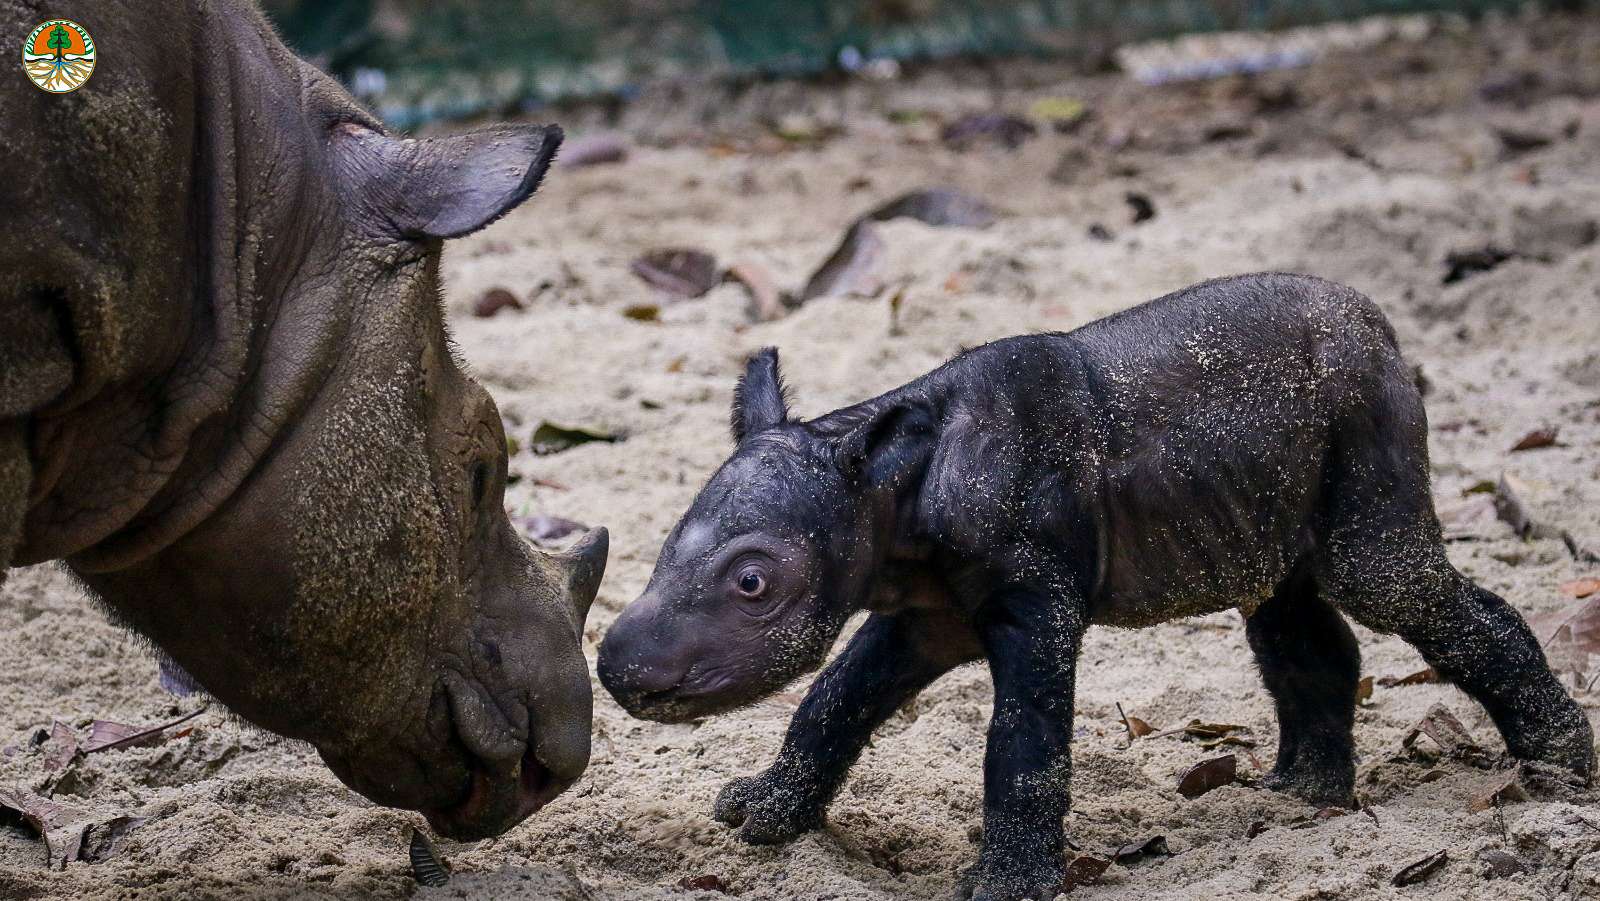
[715,609,979,843]
[960,580,1086,901]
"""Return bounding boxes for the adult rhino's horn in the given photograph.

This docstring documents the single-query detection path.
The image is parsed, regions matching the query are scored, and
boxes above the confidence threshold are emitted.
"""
[552,527,608,627]
[331,122,564,240]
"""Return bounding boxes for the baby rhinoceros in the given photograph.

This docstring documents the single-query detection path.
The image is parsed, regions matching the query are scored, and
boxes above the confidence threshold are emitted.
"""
[598,273,1594,901]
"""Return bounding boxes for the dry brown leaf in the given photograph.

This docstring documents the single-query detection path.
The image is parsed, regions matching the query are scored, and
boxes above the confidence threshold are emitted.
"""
[631,248,721,299]
[84,708,205,755]
[799,220,885,302]
[518,515,588,547]
[43,721,77,772]
[1356,676,1374,704]
[1402,704,1489,765]
[1530,596,1600,655]
[1509,427,1559,452]
[1111,835,1170,864]
[1061,853,1112,891]
[621,304,660,322]
[0,786,92,868]
[1377,667,1438,687]
[1392,849,1448,886]
[1558,578,1600,599]
[867,188,997,229]
[472,287,522,318]
[1467,771,1529,812]
[725,261,788,323]
[678,874,730,893]
[1177,754,1238,798]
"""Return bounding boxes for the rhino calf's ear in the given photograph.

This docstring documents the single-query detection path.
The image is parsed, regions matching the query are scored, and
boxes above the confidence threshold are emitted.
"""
[731,348,791,442]
[332,122,563,240]
[835,400,935,491]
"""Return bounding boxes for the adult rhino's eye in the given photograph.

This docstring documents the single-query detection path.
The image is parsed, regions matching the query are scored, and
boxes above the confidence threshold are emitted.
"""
[736,567,767,598]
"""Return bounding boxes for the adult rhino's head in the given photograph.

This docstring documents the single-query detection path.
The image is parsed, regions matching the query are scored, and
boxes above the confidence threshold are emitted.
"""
[54,64,605,838]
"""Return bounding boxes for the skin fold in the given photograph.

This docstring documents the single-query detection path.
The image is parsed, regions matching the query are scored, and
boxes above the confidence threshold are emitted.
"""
[0,0,606,840]
[599,273,1594,901]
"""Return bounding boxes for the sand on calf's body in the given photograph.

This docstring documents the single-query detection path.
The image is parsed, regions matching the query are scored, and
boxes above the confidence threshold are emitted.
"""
[4,10,1600,900]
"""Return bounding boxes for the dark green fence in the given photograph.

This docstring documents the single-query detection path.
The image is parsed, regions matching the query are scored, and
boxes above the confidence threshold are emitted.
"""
[262,0,1532,126]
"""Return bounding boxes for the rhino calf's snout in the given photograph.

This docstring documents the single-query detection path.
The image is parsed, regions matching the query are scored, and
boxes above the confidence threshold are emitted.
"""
[596,595,691,716]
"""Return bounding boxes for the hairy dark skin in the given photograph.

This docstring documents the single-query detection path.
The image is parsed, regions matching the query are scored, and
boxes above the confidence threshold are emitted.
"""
[599,273,1594,901]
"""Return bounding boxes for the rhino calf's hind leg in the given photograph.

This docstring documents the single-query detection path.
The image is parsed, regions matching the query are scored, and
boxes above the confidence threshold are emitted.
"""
[0,422,28,578]
[1246,569,1360,807]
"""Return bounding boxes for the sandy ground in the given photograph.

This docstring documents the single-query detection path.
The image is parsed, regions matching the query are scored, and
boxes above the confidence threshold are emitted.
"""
[5,9,1600,900]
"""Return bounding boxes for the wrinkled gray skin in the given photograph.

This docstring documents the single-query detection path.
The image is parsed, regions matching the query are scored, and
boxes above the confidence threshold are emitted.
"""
[0,0,606,840]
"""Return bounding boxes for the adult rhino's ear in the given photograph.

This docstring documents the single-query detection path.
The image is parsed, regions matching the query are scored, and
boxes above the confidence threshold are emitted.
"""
[731,348,791,443]
[835,400,935,491]
[331,122,563,240]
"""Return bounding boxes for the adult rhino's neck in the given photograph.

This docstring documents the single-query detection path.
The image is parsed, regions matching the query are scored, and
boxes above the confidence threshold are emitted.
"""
[20,1,345,572]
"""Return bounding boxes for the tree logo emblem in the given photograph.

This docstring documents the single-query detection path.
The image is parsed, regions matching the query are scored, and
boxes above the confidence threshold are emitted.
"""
[22,19,95,93]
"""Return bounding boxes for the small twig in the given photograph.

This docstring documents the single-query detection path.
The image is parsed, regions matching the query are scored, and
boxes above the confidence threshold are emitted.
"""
[1116,702,1135,747]
[85,707,207,755]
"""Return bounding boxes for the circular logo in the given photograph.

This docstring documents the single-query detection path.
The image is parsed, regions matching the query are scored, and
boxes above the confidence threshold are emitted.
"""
[22,19,95,93]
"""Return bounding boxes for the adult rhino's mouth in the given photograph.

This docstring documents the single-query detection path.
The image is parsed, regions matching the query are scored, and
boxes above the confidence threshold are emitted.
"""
[420,743,567,840]
[418,676,581,840]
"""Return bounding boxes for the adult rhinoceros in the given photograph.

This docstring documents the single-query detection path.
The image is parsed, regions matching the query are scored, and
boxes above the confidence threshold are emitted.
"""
[0,0,606,840]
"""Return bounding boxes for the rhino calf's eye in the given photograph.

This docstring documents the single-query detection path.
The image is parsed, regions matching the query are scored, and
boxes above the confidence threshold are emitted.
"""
[737,568,767,598]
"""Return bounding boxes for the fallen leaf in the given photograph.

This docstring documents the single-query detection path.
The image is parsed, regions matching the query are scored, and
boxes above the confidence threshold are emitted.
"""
[529,421,621,456]
[799,220,885,302]
[724,261,788,323]
[630,248,721,299]
[1496,127,1552,155]
[409,827,449,887]
[43,721,77,772]
[1177,754,1238,798]
[1476,848,1525,878]
[1356,676,1374,704]
[519,514,588,546]
[1291,807,1352,829]
[1378,667,1439,687]
[1028,96,1089,131]
[1116,703,1155,742]
[1152,720,1250,742]
[1558,578,1600,599]
[1111,835,1170,864]
[941,113,1038,151]
[678,874,730,893]
[1529,595,1600,655]
[868,188,997,229]
[1392,849,1448,886]
[622,304,660,322]
[1402,704,1489,765]
[559,133,628,168]
[1061,853,1111,891]
[79,815,146,864]
[1125,192,1156,224]
[472,287,522,318]
[0,787,90,868]
[1509,427,1560,452]
[1467,771,1529,812]
[1443,246,1514,284]
[83,708,206,754]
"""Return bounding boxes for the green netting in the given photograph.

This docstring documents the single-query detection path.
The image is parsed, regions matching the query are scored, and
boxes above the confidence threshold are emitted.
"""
[261,0,1531,126]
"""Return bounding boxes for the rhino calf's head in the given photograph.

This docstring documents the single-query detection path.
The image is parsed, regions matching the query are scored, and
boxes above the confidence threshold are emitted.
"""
[599,349,929,722]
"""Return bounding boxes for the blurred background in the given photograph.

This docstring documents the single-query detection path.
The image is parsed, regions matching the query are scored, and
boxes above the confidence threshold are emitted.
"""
[260,0,1553,126]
